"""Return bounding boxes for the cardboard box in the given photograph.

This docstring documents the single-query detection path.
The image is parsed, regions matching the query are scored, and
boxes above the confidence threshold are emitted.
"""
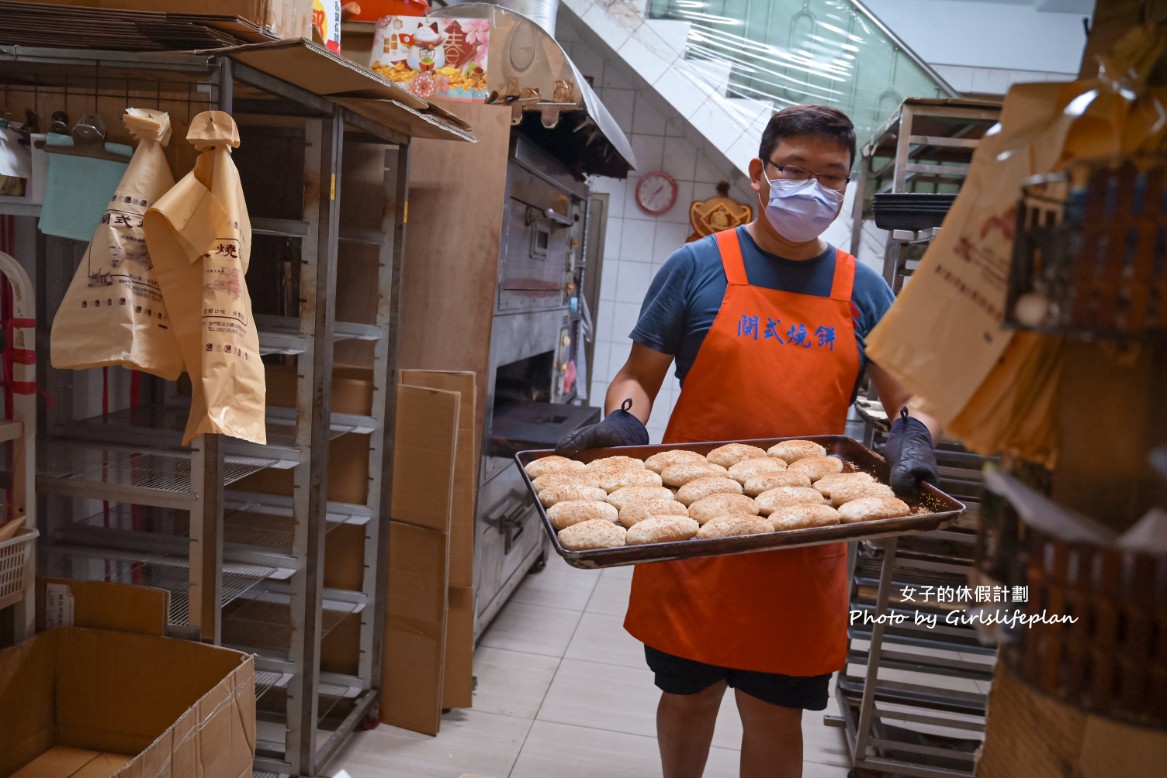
[442,586,475,710]
[398,370,476,588]
[382,521,449,736]
[0,627,255,778]
[389,385,459,533]
[382,384,459,735]
[395,374,476,711]
[8,0,312,39]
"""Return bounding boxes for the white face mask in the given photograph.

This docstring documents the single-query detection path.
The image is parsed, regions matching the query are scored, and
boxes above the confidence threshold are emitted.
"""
[763,177,845,243]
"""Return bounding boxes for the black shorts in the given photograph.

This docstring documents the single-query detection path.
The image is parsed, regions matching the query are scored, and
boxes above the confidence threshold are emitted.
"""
[644,644,831,711]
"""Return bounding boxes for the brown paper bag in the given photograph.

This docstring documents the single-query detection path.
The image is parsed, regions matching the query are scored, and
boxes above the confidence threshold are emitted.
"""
[866,80,1129,427]
[143,111,265,445]
[50,109,183,378]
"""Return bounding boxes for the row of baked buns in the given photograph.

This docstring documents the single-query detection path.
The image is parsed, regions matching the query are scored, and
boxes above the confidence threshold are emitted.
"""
[522,441,914,551]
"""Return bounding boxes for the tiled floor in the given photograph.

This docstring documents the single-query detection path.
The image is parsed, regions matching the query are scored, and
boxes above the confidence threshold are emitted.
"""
[326,562,853,778]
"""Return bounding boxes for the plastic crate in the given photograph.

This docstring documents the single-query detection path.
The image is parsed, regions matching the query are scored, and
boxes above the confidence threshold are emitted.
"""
[0,526,37,611]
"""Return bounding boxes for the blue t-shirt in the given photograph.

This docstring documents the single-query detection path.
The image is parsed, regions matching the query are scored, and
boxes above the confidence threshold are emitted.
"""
[630,226,895,386]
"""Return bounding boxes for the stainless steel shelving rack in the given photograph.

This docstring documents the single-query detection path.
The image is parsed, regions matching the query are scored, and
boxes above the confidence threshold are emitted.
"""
[834,98,1003,778]
[0,43,460,777]
[848,98,1001,294]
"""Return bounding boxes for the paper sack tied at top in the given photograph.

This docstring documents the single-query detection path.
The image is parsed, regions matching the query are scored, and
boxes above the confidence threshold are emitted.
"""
[50,108,184,379]
[143,111,266,446]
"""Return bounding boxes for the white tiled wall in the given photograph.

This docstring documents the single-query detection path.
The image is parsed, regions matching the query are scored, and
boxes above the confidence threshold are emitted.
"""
[564,36,753,443]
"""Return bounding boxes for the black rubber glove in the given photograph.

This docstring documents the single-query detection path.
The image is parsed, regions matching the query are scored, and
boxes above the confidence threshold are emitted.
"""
[556,398,649,455]
[883,408,939,495]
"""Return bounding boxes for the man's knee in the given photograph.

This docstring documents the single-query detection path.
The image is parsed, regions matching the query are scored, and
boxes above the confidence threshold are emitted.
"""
[661,680,727,713]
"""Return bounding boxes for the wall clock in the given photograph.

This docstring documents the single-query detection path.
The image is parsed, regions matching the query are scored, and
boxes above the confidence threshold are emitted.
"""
[635,170,679,215]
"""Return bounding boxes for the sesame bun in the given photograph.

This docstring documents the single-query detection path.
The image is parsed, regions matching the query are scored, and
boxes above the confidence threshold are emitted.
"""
[660,461,729,487]
[743,470,813,496]
[524,455,585,480]
[558,519,627,550]
[812,471,875,497]
[618,499,689,528]
[644,449,708,474]
[606,486,676,511]
[696,515,774,539]
[767,439,827,464]
[531,471,600,494]
[546,500,619,531]
[598,467,664,493]
[727,457,788,484]
[688,493,760,524]
[788,455,845,482]
[706,443,769,469]
[829,481,895,507]
[626,516,700,545]
[838,497,912,523]
[676,476,743,506]
[583,455,646,475]
[755,486,827,515]
[769,503,841,531]
[538,484,609,508]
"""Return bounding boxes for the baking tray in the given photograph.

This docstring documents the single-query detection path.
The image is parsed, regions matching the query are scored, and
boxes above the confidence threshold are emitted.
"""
[515,435,966,570]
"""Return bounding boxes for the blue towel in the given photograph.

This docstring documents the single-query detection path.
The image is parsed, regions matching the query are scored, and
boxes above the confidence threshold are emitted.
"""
[38,132,133,242]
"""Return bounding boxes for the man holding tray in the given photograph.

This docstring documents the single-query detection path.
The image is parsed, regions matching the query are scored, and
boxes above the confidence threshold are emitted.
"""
[558,105,941,778]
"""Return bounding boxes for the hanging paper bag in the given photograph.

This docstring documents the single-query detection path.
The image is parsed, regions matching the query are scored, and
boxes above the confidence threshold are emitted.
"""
[144,111,265,445]
[50,109,183,379]
[865,79,1129,427]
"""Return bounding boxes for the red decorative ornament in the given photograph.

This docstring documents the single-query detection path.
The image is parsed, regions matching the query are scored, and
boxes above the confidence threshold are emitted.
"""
[443,21,474,68]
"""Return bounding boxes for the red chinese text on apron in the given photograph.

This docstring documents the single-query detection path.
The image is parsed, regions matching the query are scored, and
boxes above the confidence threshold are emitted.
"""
[624,229,860,676]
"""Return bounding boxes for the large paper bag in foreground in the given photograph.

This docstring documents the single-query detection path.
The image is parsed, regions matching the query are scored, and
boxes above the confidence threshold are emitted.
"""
[50,109,183,378]
[864,81,1121,426]
[144,111,265,445]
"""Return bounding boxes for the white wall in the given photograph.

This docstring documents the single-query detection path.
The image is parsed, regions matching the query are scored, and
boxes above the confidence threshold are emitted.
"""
[558,19,754,443]
[863,0,1088,75]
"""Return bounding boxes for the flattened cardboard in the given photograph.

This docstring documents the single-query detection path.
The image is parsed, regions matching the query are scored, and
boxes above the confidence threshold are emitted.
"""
[382,383,459,734]
[381,522,449,736]
[390,385,459,533]
[398,371,477,712]
[399,369,477,587]
[35,578,169,636]
[10,747,129,778]
[443,586,475,710]
[0,628,255,778]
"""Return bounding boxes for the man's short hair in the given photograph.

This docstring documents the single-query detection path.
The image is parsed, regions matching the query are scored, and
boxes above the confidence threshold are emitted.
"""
[758,105,857,171]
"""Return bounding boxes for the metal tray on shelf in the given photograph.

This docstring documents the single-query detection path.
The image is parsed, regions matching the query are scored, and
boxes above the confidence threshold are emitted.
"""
[516,436,966,570]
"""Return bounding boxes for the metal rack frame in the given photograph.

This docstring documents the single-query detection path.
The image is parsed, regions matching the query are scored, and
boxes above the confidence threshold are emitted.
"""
[835,98,1002,777]
[848,99,1001,293]
[0,44,413,777]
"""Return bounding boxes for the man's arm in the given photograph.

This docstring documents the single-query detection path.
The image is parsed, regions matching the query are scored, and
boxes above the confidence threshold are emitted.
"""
[556,342,673,455]
[604,342,675,421]
[867,361,941,494]
[867,361,940,442]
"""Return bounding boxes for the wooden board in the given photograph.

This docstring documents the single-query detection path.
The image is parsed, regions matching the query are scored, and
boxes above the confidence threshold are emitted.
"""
[397,99,513,443]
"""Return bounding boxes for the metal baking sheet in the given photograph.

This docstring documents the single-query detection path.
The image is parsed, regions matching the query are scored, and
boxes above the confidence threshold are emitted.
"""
[515,436,967,570]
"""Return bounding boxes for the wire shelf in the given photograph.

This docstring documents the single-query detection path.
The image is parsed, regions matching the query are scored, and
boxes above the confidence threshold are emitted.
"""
[221,592,362,658]
[45,547,275,626]
[226,490,374,526]
[38,440,279,506]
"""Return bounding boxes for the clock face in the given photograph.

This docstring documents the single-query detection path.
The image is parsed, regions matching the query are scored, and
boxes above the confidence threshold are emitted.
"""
[635,171,679,215]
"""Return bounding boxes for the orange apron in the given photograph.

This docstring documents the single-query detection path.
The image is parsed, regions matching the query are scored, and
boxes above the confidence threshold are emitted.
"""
[624,229,859,676]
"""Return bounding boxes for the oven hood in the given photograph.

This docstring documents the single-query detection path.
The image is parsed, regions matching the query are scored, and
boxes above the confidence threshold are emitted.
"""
[430,2,636,179]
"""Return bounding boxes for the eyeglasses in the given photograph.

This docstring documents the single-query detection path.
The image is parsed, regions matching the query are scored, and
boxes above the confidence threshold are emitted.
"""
[765,160,850,190]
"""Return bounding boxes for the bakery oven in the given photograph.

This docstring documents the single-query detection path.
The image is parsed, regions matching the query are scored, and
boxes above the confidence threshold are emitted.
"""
[473,137,601,635]
[425,1,634,636]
